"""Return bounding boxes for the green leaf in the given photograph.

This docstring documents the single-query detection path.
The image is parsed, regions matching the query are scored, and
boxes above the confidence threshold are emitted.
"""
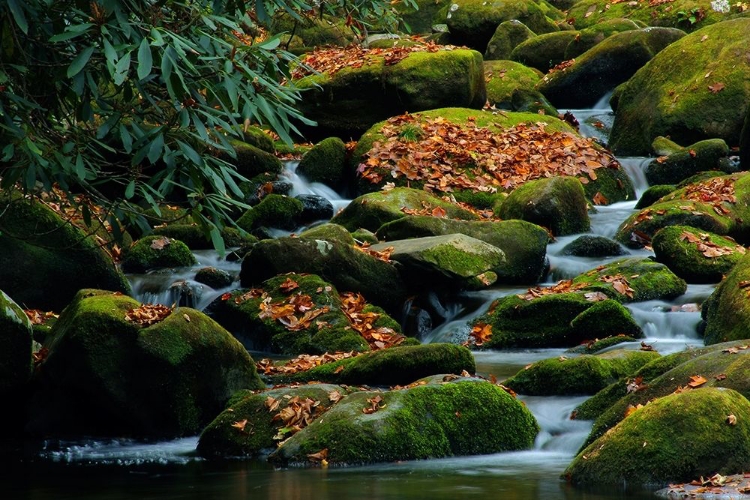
[210,225,225,256]
[7,0,28,34]
[137,37,153,81]
[75,154,86,180]
[125,180,135,199]
[147,133,164,163]
[119,124,133,153]
[67,46,95,78]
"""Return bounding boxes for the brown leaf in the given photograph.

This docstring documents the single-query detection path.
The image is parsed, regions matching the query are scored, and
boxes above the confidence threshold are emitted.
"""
[328,390,343,403]
[279,277,300,293]
[362,394,386,414]
[150,236,172,250]
[231,419,248,431]
[708,82,725,94]
[307,448,328,461]
[125,303,172,327]
[688,375,707,388]
[592,192,608,205]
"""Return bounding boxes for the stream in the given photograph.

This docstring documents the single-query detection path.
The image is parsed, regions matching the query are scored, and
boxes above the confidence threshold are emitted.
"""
[2,104,707,499]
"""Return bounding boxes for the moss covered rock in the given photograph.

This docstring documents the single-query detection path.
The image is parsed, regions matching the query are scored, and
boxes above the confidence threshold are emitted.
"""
[498,177,590,236]
[484,60,543,108]
[634,184,676,209]
[267,344,475,386]
[652,225,744,283]
[566,334,636,354]
[0,197,130,311]
[152,224,255,250]
[27,290,263,437]
[236,194,304,232]
[237,125,275,153]
[702,252,750,344]
[397,0,453,33]
[441,0,561,53]
[510,31,580,72]
[270,13,356,48]
[537,28,685,108]
[563,18,643,59]
[331,187,480,232]
[121,235,196,273]
[299,223,356,246]
[207,273,371,354]
[295,49,486,140]
[268,378,539,465]
[194,267,234,289]
[609,19,750,155]
[222,139,283,178]
[474,293,643,349]
[567,388,750,486]
[560,235,628,257]
[376,217,549,284]
[571,257,687,303]
[197,384,349,458]
[484,20,537,60]
[296,137,348,190]
[645,138,731,185]
[569,0,743,31]
[240,236,407,315]
[505,349,658,395]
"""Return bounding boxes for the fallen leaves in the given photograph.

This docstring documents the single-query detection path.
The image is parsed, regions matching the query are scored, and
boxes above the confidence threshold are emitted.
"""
[125,303,172,326]
[269,396,322,442]
[354,242,394,262]
[340,292,405,349]
[362,394,386,414]
[708,82,726,94]
[626,376,647,394]
[257,292,330,332]
[600,274,635,299]
[24,309,58,325]
[727,414,737,425]
[464,323,493,347]
[517,279,588,300]
[678,230,744,258]
[256,352,359,376]
[358,115,621,195]
[231,419,248,431]
[687,375,707,388]
[150,236,172,250]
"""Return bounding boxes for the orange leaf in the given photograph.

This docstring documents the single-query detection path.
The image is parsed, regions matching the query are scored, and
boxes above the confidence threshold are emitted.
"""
[231,419,248,431]
[688,375,707,388]
[708,82,725,94]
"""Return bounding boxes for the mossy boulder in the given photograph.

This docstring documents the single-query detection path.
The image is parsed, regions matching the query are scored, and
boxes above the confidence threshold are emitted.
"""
[121,235,197,273]
[474,293,643,348]
[295,49,486,140]
[299,223,356,246]
[197,384,349,458]
[497,177,590,236]
[236,194,304,232]
[371,234,506,289]
[634,184,676,209]
[505,349,658,395]
[508,88,559,116]
[152,224,255,250]
[441,0,561,53]
[0,290,33,425]
[510,31,580,73]
[566,388,750,487]
[376,217,549,284]
[571,257,687,303]
[270,13,355,48]
[615,173,750,247]
[536,28,686,109]
[27,290,263,437]
[331,187,480,232]
[268,378,539,465]
[484,20,537,60]
[484,60,543,107]
[296,137,348,190]
[645,138,731,185]
[702,252,750,344]
[608,19,750,155]
[566,334,636,354]
[652,135,685,156]
[652,225,745,283]
[206,273,371,354]
[266,344,476,386]
[222,139,283,178]
[397,0,453,33]
[560,235,628,258]
[237,125,275,153]
[240,236,407,315]
[194,267,235,289]
[563,18,643,59]
[0,196,130,311]
[566,0,740,31]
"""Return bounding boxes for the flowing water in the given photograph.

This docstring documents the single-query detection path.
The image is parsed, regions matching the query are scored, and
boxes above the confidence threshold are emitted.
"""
[3,107,707,499]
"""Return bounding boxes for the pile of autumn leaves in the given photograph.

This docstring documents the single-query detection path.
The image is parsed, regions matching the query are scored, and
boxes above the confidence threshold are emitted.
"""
[358,114,621,194]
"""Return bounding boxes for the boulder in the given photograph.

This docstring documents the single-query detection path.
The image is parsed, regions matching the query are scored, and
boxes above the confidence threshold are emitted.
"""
[560,235,628,258]
[221,139,283,178]
[497,177,590,236]
[536,27,686,109]
[152,224,255,250]
[295,194,334,223]
[566,388,750,486]
[565,334,636,355]
[441,0,561,53]
[27,290,263,437]
[331,187,480,232]
[702,252,750,344]
[270,13,355,48]
[505,349,659,395]
[294,48,486,140]
[264,343,476,386]
[296,137,348,190]
[299,223,356,246]
[240,236,407,315]
[194,267,234,289]
[652,225,745,283]
[609,19,750,155]
[121,235,196,273]
[372,234,506,289]
[268,378,539,465]
[236,194,304,232]
[376,217,549,284]
[484,60,543,108]
[633,184,676,209]
[644,138,731,185]
[484,20,537,61]
[0,196,130,311]
[563,18,643,59]
[510,31,580,73]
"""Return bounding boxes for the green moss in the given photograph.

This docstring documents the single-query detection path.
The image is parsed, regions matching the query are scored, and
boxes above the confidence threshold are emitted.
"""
[511,31,579,72]
[566,388,750,486]
[269,379,539,465]
[573,379,629,420]
[566,335,636,354]
[484,60,543,107]
[299,223,355,246]
[634,184,676,209]
[222,139,283,178]
[236,125,275,153]
[505,350,658,395]
[564,18,642,59]
[351,228,379,245]
[645,138,730,185]
[560,235,628,258]
[121,235,196,273]
[396,0,452,33]
[652,135,684,156]
[152,224,255,250]
[702,251,750,344]
[236,194,304,232]
[194,267,234,289]
[570,300,643,338]
[297,137,348,189]
[484,20,537,61]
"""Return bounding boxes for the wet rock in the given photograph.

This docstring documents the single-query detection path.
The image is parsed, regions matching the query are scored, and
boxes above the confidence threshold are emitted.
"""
[295,194,334,223]
[194,267,234,289]
[567,388,750,486]
[236,194,304,232]
[645,138,731,185]
[484,20,536,61]
[510,31,580,72]
[121,235,197,273]
[505,349,658,395]
[484,60,543,108]
[634,184,676,209]
[27,289,263,437]
[299,223,355,246]
[563,18,643,59]
[296,137,348,190]
[153,225,256,250]
[702,251,750,344]
[560,235,628,258]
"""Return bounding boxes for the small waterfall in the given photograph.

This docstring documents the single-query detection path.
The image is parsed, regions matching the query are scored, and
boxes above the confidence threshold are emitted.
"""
[281,160,351,214]
[522,396,592,454]
[617,157,652,197]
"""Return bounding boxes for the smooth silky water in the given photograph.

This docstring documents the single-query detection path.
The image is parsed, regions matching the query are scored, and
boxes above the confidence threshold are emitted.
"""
[3,107,702,500]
